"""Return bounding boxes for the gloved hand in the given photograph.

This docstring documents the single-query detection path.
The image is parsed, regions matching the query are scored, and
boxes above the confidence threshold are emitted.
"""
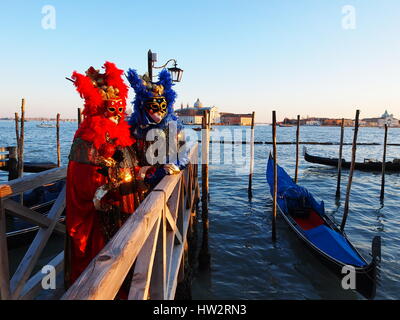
[163,164,181,175]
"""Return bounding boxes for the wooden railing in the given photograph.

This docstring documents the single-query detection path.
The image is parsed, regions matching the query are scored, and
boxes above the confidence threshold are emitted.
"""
[0,166,67,300]
[0,143,199,300]
[62,143,199,300]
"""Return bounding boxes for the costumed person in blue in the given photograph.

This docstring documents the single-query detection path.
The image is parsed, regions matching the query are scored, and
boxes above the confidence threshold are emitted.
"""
[126,68,189,188]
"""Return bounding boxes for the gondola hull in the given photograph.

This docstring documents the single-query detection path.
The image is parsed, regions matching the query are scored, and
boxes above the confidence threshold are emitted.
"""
[266,156,380,299]
[304,148,400,172]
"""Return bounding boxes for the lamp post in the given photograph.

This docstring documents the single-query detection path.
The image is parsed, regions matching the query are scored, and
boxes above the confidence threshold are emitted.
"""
[147,49,184,83]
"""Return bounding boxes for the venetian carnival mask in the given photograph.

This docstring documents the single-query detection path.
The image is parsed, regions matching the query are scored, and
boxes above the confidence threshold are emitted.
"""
[104,99,125,124]
[144,96,167,123]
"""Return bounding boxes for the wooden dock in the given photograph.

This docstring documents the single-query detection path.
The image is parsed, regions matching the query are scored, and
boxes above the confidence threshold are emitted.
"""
[0,144,199,300]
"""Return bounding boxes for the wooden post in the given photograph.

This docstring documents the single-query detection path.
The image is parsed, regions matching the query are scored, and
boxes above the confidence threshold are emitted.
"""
[272,111,277,241]
[56,114,61,167]
[294,115,300,183]
[148,49,153,82]
[248,111,255,199]
[7,147,18,181]
[201,110,210,214]
[199,110,210,270]
[17,99,25,178]
[340,110,360,231]
[77,108,82,127]
[0,199,11,300]
[380,124,388,201]
[14,112,20,174]
[335,118,345,198]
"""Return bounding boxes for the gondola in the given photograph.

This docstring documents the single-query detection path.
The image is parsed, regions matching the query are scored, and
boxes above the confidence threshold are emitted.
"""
[266,155,380,299]
[6,180,65,249]
[304,147,400,172]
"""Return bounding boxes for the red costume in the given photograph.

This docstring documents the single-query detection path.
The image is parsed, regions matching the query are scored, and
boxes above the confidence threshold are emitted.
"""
[65,62,144,288]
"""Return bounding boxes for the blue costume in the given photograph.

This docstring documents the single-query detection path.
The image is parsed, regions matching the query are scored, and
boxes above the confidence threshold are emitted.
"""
[127,69,189,187]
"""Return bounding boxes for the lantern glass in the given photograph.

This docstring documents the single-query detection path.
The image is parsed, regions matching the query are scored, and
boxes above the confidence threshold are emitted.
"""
[168,66,183,82]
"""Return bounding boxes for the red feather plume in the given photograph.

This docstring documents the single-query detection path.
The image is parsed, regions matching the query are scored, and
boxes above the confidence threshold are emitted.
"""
[71,71,103,116]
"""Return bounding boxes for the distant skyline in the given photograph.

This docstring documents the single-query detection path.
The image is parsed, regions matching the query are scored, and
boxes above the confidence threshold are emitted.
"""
[1,1,400,122]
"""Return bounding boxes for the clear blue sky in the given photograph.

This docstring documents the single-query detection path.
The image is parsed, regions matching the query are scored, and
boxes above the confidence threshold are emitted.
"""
[1,0,400,122]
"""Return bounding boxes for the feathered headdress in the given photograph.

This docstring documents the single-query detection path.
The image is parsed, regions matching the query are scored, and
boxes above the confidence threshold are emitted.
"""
[70,62,134,150]
[127,69,179,132]
[72,61,129,116]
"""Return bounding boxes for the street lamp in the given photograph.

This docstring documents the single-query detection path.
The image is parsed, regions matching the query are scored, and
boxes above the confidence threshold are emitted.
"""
[148,49,183,83]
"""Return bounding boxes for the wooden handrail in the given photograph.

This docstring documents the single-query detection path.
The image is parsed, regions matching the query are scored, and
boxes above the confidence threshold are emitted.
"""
[62,144,199,300]
[0,166,67,199]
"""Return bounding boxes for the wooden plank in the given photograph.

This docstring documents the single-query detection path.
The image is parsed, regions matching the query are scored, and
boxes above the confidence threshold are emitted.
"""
[167,180,181,221]
[0,154,9,160]
[0,199,11,299]
[165,207,183,245]
[19,251,64,300]
[129,216,161,300]
[0,166,67,199]
[4,199,65,235]
[0,147,8,152]
[167,205,192,299]
[165,211,175,294]
[149,204,167,300]
[10,186,66,299]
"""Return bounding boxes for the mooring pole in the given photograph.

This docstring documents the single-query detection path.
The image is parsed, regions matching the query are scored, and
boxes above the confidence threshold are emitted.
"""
[199,109,210,270]
[14,112,20,170]
[294,115,300,183]
[335,118,345,198]
[17,99,25,178]
[380,124,388,201]
[77,108,82,127]
[272,110,277,241]
[248,111,255,199]
[7,147,18,181]
[341,110,360,231]
[56,114,61,167]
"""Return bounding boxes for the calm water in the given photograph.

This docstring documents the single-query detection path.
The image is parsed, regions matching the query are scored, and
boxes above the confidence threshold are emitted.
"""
[0,120,399,299]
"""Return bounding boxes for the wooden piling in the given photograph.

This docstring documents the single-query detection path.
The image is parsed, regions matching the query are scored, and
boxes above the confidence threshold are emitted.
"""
[335,118,345,198]
[17,99,25,178]
[7,147,18,181]
[340,110,360,231]
[77,108,82,127]
[272,111,277,241]
[199,110,210,270]
[14,112,20,177]
[56,114,61,167]
[380,124,388,201]
[294,115,300,183]
[0,199,11,300]
[201,110,210,212]
[248,111,255,199]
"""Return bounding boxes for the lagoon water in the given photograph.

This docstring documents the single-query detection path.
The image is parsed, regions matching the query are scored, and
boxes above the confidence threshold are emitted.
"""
[0,120,399,299]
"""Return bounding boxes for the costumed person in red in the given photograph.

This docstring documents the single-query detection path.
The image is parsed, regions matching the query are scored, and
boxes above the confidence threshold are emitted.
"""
[65,61,144,289]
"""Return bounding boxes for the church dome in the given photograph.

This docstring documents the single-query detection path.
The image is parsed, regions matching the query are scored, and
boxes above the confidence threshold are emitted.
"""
[382,110,390,118]
[194,98,203,108]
